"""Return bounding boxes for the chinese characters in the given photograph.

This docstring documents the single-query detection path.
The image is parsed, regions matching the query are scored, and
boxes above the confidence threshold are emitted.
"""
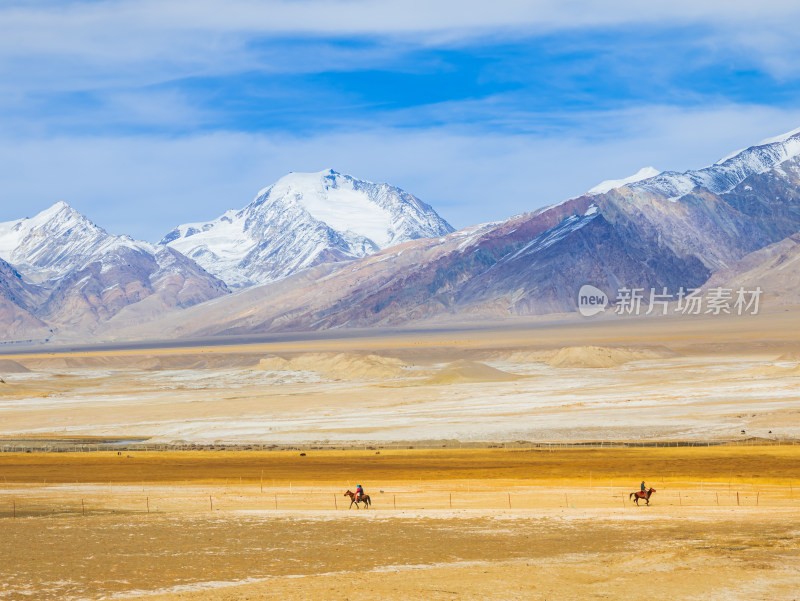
[614,286,762,316]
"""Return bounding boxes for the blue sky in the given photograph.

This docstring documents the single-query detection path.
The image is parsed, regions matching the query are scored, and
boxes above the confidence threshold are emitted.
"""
[2,1,800,241]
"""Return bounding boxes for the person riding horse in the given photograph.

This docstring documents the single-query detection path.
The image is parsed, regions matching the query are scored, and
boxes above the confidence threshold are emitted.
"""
[355,484,364,502]
[630,486,656,505]
[344,488,371,508]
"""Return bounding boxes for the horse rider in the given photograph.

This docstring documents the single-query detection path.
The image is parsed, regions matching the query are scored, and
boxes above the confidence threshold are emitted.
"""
[641,481,646,495]
[356,484,364,502]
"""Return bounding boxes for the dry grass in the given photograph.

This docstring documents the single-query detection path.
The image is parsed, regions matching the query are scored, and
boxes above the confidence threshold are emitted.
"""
[2,447,800,600]
[2,446,799,486]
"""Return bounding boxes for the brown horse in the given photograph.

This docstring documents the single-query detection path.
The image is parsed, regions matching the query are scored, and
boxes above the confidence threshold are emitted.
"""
[630,487,656,505]
[344,490,371,509]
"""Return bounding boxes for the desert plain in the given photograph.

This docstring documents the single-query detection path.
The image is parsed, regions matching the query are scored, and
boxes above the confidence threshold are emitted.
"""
[1,309,800,600]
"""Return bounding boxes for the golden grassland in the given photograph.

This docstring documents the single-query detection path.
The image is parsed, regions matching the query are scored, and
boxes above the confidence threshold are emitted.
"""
[2,446,800,486]
[3,446,800,600]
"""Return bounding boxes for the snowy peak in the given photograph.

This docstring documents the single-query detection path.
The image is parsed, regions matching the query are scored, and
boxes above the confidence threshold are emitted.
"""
[0,200,223,288]
[757,125,800,146]
[587,166,661,195]
[0,201,96,257]
[0,201,114,279]
[0,202,229,339]
[162,169,454,288]
[251,169,450,249]
[631,127,800,200]
[257,169,398,247]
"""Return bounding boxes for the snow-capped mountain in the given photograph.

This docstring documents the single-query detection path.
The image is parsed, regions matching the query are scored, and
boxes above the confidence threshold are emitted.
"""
[0,201,195,284]
[161,169,454,288]
[117,125,800,338]
[4,127,800,344]
[0,201,116,282]
[630,127,800,199]
[0,202,229,338]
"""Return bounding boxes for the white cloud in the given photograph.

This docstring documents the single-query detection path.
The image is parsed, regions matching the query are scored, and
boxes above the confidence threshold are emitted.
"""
[2,1,800,79]
[6,1,800,38]
[2,103,799,242]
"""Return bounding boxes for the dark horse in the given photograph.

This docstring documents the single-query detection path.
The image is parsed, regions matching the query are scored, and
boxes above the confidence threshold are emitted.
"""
[630,487,656,505]
[344,490,371,509]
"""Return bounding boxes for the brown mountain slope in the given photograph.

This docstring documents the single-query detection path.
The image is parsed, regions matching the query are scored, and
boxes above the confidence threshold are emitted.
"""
[703,231,800,307]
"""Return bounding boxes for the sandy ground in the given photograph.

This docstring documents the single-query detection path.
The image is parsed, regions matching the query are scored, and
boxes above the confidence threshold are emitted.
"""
[2,447,800,601]
[1,315,799,599]
[1,311,799,444]
[3,507,800,601]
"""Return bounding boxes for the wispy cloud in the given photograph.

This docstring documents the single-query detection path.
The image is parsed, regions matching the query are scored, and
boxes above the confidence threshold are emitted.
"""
[5,1,800,39]
[3,22,799,138]
[3,1,800,80]
[1,1,800,239]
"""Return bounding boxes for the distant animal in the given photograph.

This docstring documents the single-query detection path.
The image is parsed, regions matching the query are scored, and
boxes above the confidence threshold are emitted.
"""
[629,487,656,505]
[344,489,371,509]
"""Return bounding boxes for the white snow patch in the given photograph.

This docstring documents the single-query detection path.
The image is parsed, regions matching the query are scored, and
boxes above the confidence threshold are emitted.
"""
[505,212,598,262]
[587,167,661,195]
[757,125,800,146]
[268,170,394,247]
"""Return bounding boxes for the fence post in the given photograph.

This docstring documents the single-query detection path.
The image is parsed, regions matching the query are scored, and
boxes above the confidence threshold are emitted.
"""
[508,493,511,509]
[334,494,338,510]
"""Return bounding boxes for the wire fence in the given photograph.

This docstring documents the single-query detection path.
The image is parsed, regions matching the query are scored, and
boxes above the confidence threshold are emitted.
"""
[3,482,798,518]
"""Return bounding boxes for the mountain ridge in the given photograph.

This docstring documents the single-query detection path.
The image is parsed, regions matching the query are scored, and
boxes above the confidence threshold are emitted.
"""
[161,169,454,288]
[0,203,230,339]
[2,127,800,344]
[99,126,800,340]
